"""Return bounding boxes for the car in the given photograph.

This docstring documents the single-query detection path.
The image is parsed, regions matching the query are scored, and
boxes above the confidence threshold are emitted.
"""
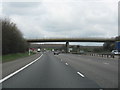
[37,48,40,52]
[54,51,60,55]
[111,50,120,55]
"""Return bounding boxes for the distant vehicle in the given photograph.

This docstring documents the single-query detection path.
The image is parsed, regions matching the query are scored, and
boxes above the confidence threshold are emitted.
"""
[37,48,40,52]
[52,49,54,52]
[54,51,60,55]
[111,50,120,55]
[79,50,85,54]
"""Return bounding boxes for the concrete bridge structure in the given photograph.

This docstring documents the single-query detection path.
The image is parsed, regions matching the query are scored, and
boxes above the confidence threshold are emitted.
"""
[27,38,116,53]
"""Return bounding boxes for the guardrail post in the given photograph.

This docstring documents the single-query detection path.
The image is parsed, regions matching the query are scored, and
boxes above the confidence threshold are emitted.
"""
[111,55,114,58]
[102,54,103,57]
[107,54,109,58]
[113,55,114,58]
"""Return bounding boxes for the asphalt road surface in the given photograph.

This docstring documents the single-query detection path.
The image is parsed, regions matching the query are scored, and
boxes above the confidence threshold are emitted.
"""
[2,52,118,88]
[57,53,118,88]
[2,52,101,88]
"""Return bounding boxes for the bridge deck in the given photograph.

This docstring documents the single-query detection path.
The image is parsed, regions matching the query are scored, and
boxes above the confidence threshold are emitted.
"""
[27,38,116,42]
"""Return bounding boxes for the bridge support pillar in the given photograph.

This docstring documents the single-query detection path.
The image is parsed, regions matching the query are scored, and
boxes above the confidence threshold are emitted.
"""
[77,45,80,53]
[66,41,69,53]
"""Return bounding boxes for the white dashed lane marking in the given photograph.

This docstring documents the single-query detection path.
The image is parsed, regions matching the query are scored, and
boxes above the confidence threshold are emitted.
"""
[65,63,68,65]
[77,72,85,78]
[104,62,109,65]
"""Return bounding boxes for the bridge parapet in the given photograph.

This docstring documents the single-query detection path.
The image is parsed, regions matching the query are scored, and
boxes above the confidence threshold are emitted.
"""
[26,38,116,42]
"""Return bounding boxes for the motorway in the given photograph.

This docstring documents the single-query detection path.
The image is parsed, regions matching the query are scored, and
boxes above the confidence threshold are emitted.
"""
[2,52,118,88]
[57,53,118,88]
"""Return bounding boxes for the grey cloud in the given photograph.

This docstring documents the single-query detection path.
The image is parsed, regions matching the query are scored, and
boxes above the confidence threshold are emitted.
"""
[2,1,118,42]
[3,2,43,16]
[3,2,40,8]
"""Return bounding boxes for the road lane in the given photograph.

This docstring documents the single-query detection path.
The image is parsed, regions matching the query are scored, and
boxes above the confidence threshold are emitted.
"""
[57,54,118,88]
[2,52,100,88]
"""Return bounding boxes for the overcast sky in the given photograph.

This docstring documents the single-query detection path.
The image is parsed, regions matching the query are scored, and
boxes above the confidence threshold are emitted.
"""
[2,0,119,46]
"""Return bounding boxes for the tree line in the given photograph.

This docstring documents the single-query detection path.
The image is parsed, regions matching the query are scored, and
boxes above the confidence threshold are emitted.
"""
[93,36,120,53]
[1,18,29,55]
[103,36,120,52]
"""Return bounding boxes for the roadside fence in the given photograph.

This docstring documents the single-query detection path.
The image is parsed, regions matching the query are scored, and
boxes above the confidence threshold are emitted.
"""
[88,53,120,59]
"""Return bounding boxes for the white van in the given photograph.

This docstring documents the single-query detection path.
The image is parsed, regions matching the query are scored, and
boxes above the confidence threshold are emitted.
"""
[111,50,120,55]
[37,48,40,52]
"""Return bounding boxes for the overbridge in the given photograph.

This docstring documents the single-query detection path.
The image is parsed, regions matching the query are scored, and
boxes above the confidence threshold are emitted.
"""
[27,38,116,53]
[27,38,115,42]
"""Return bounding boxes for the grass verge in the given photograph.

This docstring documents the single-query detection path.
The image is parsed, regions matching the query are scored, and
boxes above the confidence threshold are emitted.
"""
[2,52,35,63]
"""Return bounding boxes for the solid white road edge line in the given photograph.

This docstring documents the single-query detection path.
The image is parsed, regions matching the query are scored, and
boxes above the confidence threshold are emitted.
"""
[104,62,109,65]
[0,54,43,83]
[77,72,85,78]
